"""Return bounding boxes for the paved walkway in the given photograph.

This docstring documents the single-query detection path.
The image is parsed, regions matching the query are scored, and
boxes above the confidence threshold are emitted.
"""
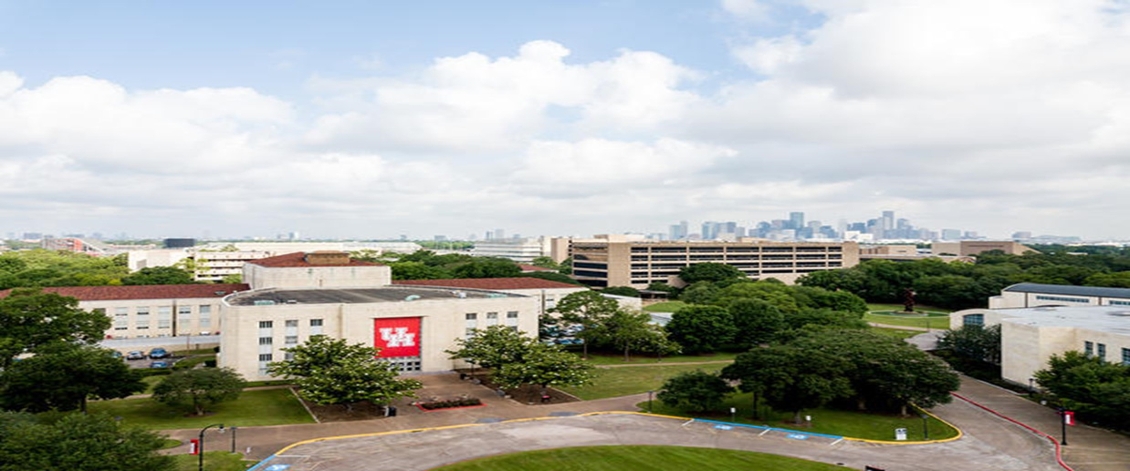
[163,371,1130,471]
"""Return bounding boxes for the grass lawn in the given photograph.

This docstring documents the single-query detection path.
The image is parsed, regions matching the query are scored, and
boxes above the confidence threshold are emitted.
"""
[869,327,921,340]
[642,392,958,442]
[88,388,315,429]
[560,364,725,400]
[580,351,737,366]
[171,451,254,471]
[643,301,687,313]
[433,445,848,471]
[864,312,950,329]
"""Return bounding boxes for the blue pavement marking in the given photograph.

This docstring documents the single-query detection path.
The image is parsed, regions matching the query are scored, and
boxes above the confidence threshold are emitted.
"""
[714,425,733,430]
[787,433,809,440]
[246,456,279,471]
[694,418,844,441]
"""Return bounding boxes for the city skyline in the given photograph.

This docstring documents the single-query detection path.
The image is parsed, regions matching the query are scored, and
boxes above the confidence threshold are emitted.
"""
[3,2,1130,241]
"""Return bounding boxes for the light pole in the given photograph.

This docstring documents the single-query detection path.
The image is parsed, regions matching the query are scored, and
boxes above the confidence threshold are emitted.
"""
[229,427,238,454]
[1059,408,1069,446]
[1029,378,1035,397]
[647,390,654,413]
[920,413,929,440]
[198,423,224,471]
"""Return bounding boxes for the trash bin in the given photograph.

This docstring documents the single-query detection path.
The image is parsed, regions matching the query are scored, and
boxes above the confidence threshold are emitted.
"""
[386,406,397,417]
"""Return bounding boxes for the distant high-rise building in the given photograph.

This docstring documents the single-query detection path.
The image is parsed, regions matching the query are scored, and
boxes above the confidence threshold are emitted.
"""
[1012,231,1032,241]
[789,212,805,230]
[669,220,689,240]
[941,229,962,240]
[882,211,895,231]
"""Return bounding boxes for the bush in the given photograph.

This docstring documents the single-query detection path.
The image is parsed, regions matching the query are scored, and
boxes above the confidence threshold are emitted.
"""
[419,397,482,410]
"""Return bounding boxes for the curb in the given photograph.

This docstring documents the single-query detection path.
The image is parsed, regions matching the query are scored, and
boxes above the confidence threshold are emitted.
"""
[951,392,1072,471]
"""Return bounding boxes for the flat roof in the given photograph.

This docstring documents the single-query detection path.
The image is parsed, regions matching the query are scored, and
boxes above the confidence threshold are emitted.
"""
[0,284,249,301]
[1002,282,1130,299]
[226,286,521,306]
[996,305,1130,335]
[393,277,583,290]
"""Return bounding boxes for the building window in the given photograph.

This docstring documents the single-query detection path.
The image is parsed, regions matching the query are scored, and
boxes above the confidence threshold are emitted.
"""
[506,311,519,327]
[258,354,273,375]
[259,321,273,329]
[486,312,498,326]
[310,319,323,335]
[285,335,298,346]
[465,328,476,339]
[1034,295,1090,304]
[157,306,172,329]
[136,306,150,330]
[177,305,192,334]
[114,307,128,330]
[1098,343,1106,361]
[285,319,299,328]
[198,304,212,327]
[465,313,477,330]
[1085,341,1094,357]
[962,314,984,327]
[1122,348,1130,366]
[259,337,273,345]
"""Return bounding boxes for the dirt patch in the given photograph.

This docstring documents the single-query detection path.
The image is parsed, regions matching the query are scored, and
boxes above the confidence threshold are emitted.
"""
[292,390,391,422]
[460,371,579,406]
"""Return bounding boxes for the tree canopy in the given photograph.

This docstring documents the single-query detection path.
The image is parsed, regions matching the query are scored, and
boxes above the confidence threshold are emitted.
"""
[0,343,146,413]
[664,305,736,354]
[120,266,197,285]
[678,263,747,285]
[0,289,110,368]
[551,290,619,358]
[268,335,422,410]
[657,370,734,413]
[0,411,173,471]
[1035,351,1130,429]
[151,367,247,416]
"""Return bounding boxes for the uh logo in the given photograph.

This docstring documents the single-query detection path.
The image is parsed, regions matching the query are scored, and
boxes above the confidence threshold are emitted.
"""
[379,327,417,348]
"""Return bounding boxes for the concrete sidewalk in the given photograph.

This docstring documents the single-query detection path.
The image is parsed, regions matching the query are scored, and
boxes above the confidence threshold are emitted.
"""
[950,377,1130,471]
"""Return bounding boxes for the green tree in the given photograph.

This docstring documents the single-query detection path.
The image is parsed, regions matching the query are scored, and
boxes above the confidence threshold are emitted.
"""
[937,324,1001,365]
[793,329,958,415]
[0,343,145,413]
[665,305,736,354]
[529,256,561,270]
[727,299,785,349]
[678,263,747,284]
[678,281,720,304]
[268,336,422,411]
[390,261,453,280]
[446,325,536,373]
[723,344,852,423]
[594,309,676,361]
[151,367,247,416]
[452,257,522,278]
[0,289,111,368]
[657,370,734,413]
[493,342,594,390]
[1035,351,1130,428]
[120,266,196,285]
[711,281,801,314]
[0,411,173,471]
[601,286,641,297]
[552,291,619,358]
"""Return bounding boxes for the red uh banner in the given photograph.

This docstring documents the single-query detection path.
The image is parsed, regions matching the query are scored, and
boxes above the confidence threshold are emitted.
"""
[374,317,421,358]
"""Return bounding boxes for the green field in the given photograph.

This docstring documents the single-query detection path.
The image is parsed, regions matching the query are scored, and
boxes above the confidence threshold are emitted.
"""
[560,364,725,400]
[580,351,737,366]
[88,388,315,429]
[642,301,687,313]
[643,392,958,442]
[433,445,848,471]
[172,451,253,471]
[865,303,951,329]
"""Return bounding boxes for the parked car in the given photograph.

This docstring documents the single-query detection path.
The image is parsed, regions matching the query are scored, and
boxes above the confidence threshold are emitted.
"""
[110,350,123,359]
[149,361,169,369]
[126,351,146,360]
[148,348,170,359]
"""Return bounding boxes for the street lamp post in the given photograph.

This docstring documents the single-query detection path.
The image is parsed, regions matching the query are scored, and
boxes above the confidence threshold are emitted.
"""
[198,423,225,471]
[647,390,654,413]
[1029,378,1035,397]
[1058,408,1068,446]
[920,413,929,440]
[229,427,238,454]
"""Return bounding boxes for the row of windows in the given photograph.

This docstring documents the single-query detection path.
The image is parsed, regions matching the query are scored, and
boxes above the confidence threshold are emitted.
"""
[465,311,519,338]
[1035,295,1090,304]
[105,305,213,331]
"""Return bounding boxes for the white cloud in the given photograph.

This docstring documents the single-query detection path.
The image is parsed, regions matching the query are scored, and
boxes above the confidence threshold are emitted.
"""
[304,41,699,153]
[721,0,771,22]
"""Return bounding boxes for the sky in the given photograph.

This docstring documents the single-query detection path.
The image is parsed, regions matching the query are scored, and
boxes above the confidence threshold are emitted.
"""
[2,0,1129,241]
